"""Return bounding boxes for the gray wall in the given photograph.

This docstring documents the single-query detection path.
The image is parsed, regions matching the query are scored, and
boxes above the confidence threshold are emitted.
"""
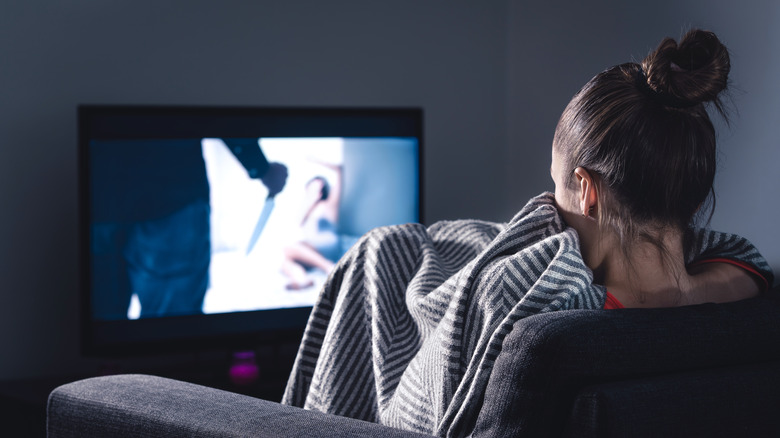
[1,0,778,381]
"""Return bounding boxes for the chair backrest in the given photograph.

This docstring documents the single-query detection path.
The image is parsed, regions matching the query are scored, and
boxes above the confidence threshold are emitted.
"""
[469,287,780,437]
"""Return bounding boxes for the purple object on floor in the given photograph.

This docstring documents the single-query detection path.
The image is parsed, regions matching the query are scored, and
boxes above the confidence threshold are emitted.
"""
[229,351,260,386]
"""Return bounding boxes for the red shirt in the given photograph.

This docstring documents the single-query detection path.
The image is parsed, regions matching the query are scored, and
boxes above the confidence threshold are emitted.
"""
[602,258,770,309]
[604,291,625,309]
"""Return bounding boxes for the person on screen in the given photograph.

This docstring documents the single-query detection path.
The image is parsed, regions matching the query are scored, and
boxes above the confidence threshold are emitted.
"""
[91,138,287,320]
[281,162,343,290]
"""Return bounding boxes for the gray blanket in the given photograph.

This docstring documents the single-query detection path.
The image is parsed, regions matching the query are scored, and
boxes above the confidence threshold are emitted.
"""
[283,192,772,437]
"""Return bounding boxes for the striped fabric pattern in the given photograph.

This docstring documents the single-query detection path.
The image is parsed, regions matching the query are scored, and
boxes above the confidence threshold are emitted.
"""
[282,192,772,437]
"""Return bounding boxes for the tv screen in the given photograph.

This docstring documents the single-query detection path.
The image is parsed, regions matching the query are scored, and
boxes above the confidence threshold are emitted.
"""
[80,105,423,355]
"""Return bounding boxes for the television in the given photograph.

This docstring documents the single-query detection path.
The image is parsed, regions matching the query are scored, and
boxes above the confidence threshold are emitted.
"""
[79,105,423,356]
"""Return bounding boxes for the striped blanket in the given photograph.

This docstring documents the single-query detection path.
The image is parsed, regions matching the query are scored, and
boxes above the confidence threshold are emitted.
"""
[282,192,772,437]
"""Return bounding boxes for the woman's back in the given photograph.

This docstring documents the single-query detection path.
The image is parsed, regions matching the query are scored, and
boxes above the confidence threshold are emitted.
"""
[548,29,768,307]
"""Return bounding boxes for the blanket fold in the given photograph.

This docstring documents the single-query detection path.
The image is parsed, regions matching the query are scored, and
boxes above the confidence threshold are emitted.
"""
[283,192,772,437]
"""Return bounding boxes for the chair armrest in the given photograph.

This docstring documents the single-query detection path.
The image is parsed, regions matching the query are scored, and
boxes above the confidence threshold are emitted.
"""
[47,374,433,438]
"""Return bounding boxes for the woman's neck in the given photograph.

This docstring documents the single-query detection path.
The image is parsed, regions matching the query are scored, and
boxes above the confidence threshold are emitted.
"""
[593,229,694,308]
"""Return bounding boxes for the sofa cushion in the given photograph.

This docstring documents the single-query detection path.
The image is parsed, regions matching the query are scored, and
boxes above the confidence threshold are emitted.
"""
[564,360,780,437]
[470,288,780,437]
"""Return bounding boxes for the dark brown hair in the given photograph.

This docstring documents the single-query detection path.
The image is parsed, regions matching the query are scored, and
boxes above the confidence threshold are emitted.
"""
[553,29,730,248]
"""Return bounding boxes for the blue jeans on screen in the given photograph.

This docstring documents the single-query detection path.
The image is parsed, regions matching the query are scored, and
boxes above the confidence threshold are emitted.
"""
[91,200,211,320]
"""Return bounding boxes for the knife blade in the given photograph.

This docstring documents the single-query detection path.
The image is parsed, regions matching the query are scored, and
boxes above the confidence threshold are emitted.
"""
[246,196,275,255]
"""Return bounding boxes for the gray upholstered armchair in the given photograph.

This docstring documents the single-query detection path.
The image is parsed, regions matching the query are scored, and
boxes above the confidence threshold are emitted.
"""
[48,286,780,437]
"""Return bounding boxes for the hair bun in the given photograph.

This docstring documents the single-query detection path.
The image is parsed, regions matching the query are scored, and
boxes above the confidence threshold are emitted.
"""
[640,29,730,108]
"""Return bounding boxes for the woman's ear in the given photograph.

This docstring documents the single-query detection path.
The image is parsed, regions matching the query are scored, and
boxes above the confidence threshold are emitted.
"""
[573,167,598,219]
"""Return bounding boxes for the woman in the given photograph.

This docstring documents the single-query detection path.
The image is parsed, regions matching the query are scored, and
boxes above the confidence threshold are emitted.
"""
[284,29,773,435]
[281,162,343,290]
[551,28,768,308]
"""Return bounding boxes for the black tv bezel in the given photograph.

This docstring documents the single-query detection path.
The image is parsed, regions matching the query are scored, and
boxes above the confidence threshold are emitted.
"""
[78,104,424,357]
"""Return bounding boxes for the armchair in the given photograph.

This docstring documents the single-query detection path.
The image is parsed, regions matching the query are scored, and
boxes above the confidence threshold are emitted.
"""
[48,286,780,437]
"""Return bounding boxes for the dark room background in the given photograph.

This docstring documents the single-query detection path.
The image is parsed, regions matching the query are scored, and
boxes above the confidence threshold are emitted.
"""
[1,0,777,382]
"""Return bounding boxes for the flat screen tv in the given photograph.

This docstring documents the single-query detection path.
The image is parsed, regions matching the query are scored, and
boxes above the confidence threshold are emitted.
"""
[79,105,423,356]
